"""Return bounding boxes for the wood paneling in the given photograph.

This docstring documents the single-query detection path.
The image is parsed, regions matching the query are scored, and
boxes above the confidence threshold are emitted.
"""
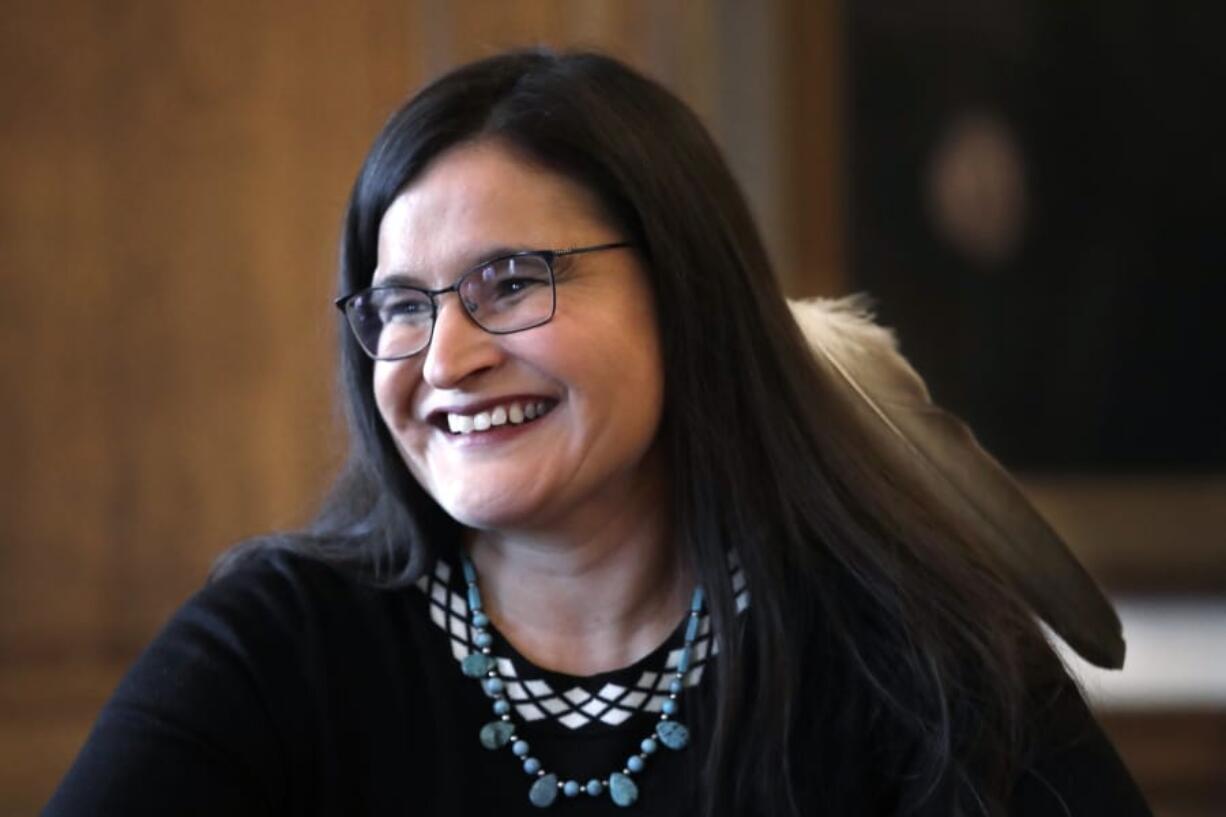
[0,660,126,816]
[1101,710,1226,817]
[1,2,420,809]
[1021,476,1226,594]
[1,0,418,661]
[417,0,720,114]
[780,0,846,296]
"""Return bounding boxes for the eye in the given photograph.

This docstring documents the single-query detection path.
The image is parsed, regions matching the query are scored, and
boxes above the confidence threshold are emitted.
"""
[484,257,551,301]
[373,289,432,323]
[493,277,541,297]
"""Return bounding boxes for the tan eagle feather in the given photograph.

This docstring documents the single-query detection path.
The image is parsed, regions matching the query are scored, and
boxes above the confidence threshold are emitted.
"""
[789,296,1124,669]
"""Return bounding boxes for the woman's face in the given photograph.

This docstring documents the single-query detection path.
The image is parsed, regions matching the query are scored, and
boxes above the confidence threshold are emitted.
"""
[372,140,666,533]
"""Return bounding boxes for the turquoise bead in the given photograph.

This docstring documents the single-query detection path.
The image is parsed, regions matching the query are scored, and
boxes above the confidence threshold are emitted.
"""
[609,772,638,807]
[656,720,690,750]
[462,653,494,678]
[529,774,559,808]
[479,720,514,749]
[461,552,705,810]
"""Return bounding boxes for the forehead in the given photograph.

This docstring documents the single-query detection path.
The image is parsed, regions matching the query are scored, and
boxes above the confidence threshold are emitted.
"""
[375,140,609,284]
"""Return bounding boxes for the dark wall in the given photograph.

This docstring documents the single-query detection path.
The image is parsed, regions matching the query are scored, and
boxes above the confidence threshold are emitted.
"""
[846,1,1226,471]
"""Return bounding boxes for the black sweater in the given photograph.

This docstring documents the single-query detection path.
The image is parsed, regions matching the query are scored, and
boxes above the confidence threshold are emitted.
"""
[45,550,1152,816]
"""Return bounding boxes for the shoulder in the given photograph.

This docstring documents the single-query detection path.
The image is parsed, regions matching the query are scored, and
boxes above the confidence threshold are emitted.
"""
[112,545,414,716]
[140,546,369,671]
[92,538,454,751]
[170,542,438,685]
[201,538,447,632]
[199,544,370,620]
[203,539,376,612]
[45,545,443,814]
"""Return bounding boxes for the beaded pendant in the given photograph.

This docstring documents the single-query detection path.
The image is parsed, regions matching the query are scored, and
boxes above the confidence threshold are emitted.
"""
[460,554,703,809]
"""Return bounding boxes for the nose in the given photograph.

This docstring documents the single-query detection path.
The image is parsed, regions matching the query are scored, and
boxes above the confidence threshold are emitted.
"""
[421,295,503,388]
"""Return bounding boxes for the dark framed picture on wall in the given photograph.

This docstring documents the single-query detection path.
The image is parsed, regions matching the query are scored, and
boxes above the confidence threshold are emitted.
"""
[846,0,1225,473]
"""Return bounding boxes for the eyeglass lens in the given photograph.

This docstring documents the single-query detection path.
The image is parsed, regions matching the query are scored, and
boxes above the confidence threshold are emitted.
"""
[348,254,556,360]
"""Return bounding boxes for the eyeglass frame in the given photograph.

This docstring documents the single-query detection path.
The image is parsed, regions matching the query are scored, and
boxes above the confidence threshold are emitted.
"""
[334,240,634,361]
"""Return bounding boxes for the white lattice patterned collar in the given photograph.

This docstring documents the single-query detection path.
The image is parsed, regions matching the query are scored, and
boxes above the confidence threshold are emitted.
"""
[414,553,750,732]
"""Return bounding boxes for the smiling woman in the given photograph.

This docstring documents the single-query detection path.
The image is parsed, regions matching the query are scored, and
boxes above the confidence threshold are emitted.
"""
[45,50,1151,817]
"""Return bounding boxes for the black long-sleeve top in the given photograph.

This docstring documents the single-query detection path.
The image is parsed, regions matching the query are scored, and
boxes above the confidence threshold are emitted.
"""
[45,549,1153,816]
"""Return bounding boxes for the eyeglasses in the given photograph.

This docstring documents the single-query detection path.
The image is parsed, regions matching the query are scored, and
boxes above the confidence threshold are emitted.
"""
[335,241,633,361]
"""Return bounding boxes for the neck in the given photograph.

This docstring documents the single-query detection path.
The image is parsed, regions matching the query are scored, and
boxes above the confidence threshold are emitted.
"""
[467,468,689,676]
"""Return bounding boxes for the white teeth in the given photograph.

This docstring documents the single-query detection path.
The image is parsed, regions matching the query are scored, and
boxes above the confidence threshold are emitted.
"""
[444,400,551,434]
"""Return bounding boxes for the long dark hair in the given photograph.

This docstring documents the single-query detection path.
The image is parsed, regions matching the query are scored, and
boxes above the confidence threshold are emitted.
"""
[217,50,1059,816]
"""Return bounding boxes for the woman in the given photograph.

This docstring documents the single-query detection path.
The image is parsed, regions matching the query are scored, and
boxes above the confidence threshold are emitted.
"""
[47,50,1150,816]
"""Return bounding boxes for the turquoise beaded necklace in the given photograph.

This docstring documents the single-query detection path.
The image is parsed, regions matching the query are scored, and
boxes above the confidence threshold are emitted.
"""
[459,553,704,808]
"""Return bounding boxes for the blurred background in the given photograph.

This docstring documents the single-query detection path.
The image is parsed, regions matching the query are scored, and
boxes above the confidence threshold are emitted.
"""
[1,1,1222,814]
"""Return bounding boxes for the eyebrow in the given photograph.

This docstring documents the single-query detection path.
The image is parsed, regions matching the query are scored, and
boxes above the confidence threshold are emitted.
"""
[372,244,532,288]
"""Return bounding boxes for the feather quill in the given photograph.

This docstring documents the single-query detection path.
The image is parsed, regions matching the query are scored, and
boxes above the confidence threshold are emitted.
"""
[789,295,1124,669]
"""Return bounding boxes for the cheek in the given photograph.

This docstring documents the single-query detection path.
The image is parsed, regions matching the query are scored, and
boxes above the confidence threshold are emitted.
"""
[372,360,420,431]
[623,331,666,445]
[579,331,665,441]
[371,364,395,425]
[553,305,663,406]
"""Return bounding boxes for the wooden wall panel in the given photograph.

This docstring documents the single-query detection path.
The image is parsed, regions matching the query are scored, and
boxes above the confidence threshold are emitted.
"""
[1021,476,1226,593]
[0,7,426,810]
[1101,711,1226,817]
[781,0,846,295]
[1,0,419,662]
[412,0,722,129]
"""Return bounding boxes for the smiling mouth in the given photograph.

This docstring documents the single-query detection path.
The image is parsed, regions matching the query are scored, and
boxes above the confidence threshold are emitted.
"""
[434,399,557,436]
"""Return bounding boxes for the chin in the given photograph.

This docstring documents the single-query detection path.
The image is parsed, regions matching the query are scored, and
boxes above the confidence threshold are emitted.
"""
[432,488,548,533]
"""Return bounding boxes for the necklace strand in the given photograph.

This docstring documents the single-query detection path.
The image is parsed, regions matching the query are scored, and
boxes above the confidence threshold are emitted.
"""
[459,554,704,808]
